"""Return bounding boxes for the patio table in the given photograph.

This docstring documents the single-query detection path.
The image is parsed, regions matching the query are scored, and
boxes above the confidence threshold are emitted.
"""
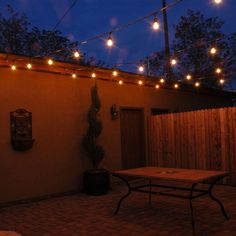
[112,166,230,236]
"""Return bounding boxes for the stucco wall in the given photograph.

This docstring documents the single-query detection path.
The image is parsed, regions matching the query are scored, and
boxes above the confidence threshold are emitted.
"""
[0,66,233,204]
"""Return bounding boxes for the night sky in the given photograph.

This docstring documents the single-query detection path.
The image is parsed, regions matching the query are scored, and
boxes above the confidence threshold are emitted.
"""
[1,0,236,72]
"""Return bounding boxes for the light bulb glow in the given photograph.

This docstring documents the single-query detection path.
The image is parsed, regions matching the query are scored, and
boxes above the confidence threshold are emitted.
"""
[195,82,200,87]
[72,73,76,78]
[138,80,143,85]
[155,84,160,89]
[219,79,225,85]
[107,33,113,47]
[186,74,192,80]
[174,83,179,89]
[113,70,118,76]
[152,18,160,31]
[91,73,96,78]
[73,51,80,58]
[48,59,53,65]
[210,47,217,55]
[216,68,222,74]
[214,0,222,4]
[171,59,177,66]
[118,80,123,85]
[160,78,165,83]
[11,65,16,71]
[27,63,32,69]
[138,66,144,72]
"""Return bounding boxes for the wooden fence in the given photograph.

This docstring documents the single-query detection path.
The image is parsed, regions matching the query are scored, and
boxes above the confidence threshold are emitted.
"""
[147,107,236,185]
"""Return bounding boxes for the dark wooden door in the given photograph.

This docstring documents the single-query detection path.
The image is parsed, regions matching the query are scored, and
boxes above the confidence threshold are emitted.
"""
[120,108,146,169]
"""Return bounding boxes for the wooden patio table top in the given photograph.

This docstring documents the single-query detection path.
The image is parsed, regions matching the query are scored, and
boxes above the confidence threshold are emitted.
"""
[114,166,229,183]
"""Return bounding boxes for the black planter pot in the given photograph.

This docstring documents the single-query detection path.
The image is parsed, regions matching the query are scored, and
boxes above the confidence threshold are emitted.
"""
[83,168,110,196]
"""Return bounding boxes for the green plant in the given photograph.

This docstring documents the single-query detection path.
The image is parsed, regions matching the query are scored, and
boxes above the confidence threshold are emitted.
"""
[82,82,105,168]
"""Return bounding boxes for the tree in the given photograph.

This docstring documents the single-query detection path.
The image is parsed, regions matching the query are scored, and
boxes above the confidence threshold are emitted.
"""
[82,82,105,168]
[0,5,83,63]
[143,10,236,88]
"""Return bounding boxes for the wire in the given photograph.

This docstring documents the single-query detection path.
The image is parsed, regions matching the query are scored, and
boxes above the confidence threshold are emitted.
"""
[52,0,79,31]
[78,0,184,45]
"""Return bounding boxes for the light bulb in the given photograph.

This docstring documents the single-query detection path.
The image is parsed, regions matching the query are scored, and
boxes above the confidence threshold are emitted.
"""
[107,33,113,47]
[138,80,143,85]
[118,80,123,85]
[214,0,222,4]
[91,73,96,78]
[210,47,217,55]
[11,65,16,71]
[48,59,53,65]
[171,59,177,66]
[72,73,76,78]
[113,70,118,76]
[152,18,160,31]
[216,68,222,74]
[27,63,32,69]
[160,78,165,83]
[174,83,179,89]
[139,66,144,72]
[219,79,225,84]
[186,74,192,80]
[195,82,200,87]
[155,84,160,89]
[73,51,80,58]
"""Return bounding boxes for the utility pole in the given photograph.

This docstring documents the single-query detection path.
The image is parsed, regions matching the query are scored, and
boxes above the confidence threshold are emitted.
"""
[162,0,172,79]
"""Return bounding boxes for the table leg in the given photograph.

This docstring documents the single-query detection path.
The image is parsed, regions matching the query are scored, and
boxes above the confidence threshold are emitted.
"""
[149,178,152,206]
[112,173,132,215]
[189,183,197,236]
[208,176,229,220]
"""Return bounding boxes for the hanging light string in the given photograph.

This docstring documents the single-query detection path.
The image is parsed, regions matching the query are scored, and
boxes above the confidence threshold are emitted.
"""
[78,0,183,45]
[52,0,79,31]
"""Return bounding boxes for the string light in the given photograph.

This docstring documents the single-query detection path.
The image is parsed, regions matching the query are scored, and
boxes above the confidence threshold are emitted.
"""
[113,70,118,76]
[219,79,225,85]
[11,65,16,71]
[160,78,165,83]
[152,16,160,31]
[107,32,113,47]
[138,80,143,85]
[155,84,160,89]
[91,73,96,78]
[118,80,123,85]
[26,63,32,69]
[48,59,53,65]
[73,51,80,58]
[216,68,222,74]
[186,74,192,80]
[72,73,76,78]
[174,83,179,89]
[210,47,217,55]
[195,82,200,87]
[138,65,145,72]
[171,58,177,66]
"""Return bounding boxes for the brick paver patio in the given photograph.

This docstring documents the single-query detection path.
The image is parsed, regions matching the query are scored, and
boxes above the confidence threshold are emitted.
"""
[0,184,235,236]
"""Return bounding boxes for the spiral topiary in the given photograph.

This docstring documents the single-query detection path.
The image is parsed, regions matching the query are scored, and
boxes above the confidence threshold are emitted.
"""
[82,82,105,168]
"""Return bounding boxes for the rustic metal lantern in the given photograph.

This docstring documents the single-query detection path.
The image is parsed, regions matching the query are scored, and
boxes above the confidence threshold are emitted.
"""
[10,109,34,151]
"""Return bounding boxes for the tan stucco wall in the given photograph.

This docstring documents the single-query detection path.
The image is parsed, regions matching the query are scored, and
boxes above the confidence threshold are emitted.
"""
[0,66,233,204]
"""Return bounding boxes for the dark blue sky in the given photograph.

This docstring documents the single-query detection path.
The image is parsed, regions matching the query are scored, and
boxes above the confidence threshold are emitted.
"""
[1,0,236,71]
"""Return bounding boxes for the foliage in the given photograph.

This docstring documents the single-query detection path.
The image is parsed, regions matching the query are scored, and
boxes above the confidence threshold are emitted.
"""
[0,5,86,63]
[142,10,236,88]
[82,83,105,168]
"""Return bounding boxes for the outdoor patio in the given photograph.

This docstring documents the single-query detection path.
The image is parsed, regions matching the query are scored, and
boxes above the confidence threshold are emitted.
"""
[0,184,235,236]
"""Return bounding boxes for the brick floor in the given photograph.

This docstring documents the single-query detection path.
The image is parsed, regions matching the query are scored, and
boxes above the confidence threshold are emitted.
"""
[0,184,235,236]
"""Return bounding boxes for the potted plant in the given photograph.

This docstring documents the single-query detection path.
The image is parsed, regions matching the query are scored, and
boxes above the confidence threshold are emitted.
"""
[82,81,110,195]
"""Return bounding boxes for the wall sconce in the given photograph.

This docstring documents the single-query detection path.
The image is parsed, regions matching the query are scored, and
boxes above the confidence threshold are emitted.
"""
[110,104,119,120]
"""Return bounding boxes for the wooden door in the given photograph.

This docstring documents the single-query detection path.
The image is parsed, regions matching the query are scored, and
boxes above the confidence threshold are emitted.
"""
[120,108,146,169]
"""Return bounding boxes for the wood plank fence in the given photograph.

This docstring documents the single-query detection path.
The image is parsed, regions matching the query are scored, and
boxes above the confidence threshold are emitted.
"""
[147,107,236,185]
